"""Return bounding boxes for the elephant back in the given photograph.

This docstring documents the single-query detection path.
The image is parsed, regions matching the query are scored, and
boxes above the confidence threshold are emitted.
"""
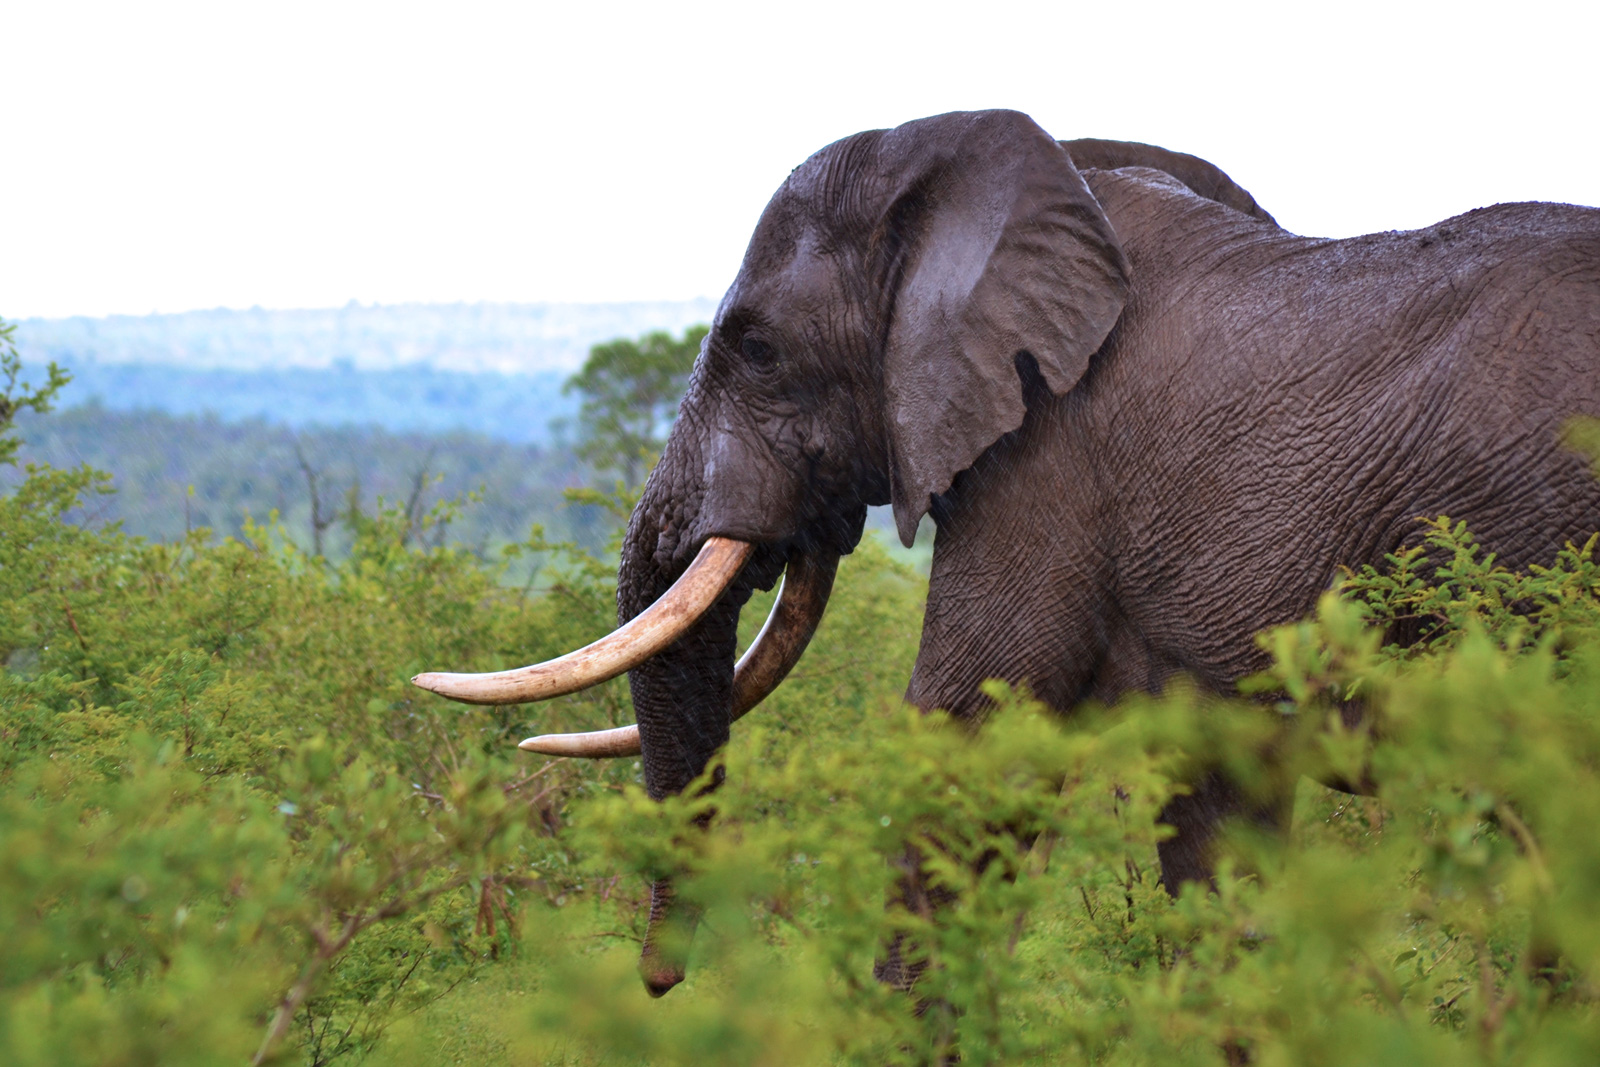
[1062,137,1277,226]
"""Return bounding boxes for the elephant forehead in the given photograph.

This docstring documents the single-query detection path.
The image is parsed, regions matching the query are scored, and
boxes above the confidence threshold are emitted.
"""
[720,228,842,324]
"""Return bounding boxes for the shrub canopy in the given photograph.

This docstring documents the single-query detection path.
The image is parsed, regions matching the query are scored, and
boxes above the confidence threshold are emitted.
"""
[2,322,1599,1065]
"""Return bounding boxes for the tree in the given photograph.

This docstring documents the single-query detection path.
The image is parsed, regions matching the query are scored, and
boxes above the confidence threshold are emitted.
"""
[562,325,707,487]
[0,317,69,467]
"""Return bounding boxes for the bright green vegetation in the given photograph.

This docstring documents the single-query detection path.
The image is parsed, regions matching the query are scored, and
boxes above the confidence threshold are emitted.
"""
[2,317,1599,1064]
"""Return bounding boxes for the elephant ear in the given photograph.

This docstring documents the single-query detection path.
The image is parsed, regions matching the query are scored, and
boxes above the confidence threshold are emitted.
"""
[1061,137,1277,225]
[873,110,1130,546]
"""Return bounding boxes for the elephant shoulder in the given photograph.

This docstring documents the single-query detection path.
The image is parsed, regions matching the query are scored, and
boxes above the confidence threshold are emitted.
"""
[1062,137,1277,226]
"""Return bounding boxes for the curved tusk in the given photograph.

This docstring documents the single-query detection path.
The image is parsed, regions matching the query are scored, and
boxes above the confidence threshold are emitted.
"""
[730,549,838,717]
[517,550,839,757]
[411,536,754,706]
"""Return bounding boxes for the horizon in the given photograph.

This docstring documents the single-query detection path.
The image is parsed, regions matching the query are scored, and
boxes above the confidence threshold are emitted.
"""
[11,298,719,380]
[12,295,720,327]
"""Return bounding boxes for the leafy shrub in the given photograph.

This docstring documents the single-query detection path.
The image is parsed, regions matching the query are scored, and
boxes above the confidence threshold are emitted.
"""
[419,515,1600,1065]
[0,339,925,1063]
[2,327,1598,1064]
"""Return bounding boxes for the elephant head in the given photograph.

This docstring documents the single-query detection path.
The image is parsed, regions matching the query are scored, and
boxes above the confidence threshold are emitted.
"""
[414,110,1262,992]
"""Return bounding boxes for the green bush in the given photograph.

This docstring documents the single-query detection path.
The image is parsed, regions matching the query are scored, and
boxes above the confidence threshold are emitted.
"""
[449,519,1600,1067]
[2,321,1598,1064]
[0,347,926,1063]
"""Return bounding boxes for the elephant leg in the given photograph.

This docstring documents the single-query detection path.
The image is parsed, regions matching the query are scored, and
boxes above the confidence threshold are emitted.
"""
[872,841,956,993]
[1156,770,1293,892]
[878,502,1106,1050]
[870,843,961,1065]
[872,834,1046,974]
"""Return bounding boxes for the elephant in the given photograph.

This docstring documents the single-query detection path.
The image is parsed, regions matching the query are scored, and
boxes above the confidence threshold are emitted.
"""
[415,109,1600,996]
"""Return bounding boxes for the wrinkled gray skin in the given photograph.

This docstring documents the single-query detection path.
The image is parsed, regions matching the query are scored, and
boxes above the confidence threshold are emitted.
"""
[619,109,1600,979]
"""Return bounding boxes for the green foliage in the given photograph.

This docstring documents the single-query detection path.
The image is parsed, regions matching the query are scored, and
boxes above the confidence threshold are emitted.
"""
[4,322,1600,1066]
[0,317,70,468]
[1329,516,1599,666]
[0,355,621,1059]
[403,518,1600,1067]
[563,326,708,487]
[0,369,923,1062]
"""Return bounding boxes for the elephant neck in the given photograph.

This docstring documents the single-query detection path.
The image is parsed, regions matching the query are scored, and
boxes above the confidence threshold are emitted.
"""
[1084,168,1310,296]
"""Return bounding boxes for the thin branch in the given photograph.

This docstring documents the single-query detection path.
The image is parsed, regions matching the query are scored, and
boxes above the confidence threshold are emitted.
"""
[1495,803,1554,894]
[400,447,438,548]
[253,916,360,1066]
[60,596,89,652]
[294,441,334,559]
[252,871,478,1065]
[1477,934,1516,1039]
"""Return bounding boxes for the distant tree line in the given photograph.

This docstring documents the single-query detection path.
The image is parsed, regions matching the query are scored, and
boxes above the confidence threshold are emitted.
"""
[1,324,715,560]
[15,299,716,374]
[4,406,609,556]
[11,361,577,444]
[5,322,921,565]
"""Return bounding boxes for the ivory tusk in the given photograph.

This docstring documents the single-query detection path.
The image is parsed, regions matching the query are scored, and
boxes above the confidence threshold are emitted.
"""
[411,536,753,706]
[517,550,839,758]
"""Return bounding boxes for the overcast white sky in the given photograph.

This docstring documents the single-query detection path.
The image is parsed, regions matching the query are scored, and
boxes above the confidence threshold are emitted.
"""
[4,0,1596,320]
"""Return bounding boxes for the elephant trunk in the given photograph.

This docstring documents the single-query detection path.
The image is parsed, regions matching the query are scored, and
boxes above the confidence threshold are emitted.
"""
[614,472,764,995]
[618,533,751,801]
[638,878,698,996]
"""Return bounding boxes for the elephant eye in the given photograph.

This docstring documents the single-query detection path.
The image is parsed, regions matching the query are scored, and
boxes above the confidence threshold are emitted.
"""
[740,337,776,365]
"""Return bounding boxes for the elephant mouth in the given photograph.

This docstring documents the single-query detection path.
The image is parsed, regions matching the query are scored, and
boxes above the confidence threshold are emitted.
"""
[410,537,840,757]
